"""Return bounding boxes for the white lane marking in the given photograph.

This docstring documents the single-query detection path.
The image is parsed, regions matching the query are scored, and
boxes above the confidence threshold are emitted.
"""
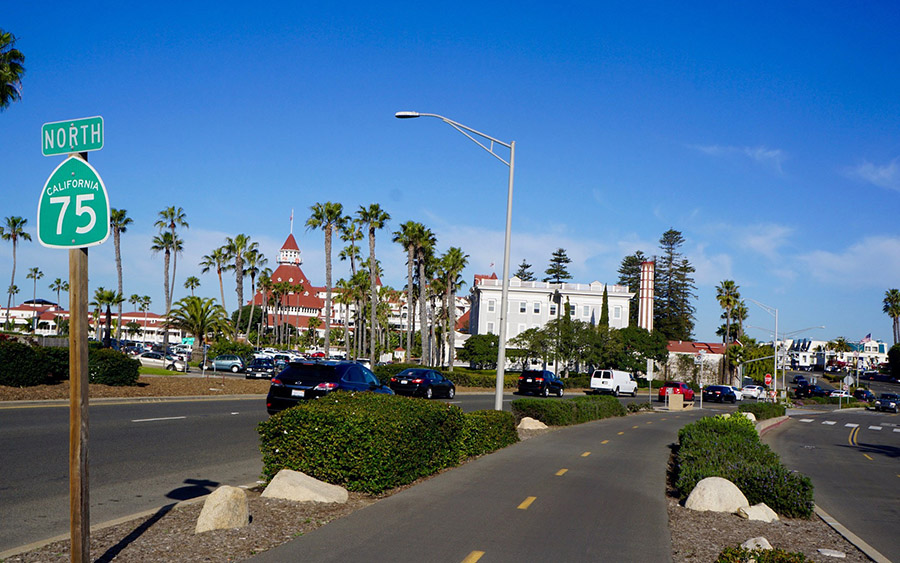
[822,421,836,425]
[799,419,814,423]
[132,416,187,423]
[231,412,239,415]
[869,426,883,431]
[845,423,859,428]
[894,428,900,433]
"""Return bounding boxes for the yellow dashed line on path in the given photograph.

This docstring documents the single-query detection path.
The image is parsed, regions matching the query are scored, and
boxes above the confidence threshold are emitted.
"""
[518,496,536,510]
[601,439,609,444]
[661,418,667,421]
[461,551,485,563]
[556,469,568,476]
[581,451,591,457]
[632,425,639,429]
[646,421,652,424]
[617,431,625,435]
[863,454,874,461]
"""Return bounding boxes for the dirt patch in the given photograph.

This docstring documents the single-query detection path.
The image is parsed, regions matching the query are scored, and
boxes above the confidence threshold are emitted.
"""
[0,376,271,402]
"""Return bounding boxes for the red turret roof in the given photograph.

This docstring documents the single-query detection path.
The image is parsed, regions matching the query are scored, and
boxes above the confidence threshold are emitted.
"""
[282,234,300,251]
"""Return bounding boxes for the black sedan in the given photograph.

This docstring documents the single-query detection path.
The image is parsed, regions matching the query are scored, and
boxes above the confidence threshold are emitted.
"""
[795,383,830,398]
[266,361,393,415]
[388,368,456,399]
[702,385,736,403]
[245,357,277,379]
[874,393,900,413]
[517,370,565,397]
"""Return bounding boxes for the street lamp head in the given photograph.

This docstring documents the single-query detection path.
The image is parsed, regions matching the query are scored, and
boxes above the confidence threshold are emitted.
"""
[394,111,420,119]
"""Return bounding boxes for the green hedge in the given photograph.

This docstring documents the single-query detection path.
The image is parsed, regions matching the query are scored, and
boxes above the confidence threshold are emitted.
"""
[372,363,520,389]
[459,410,519,458]
[676,415,814,518]
[716,546,809,562]
[89,349,140,385]
[0,341,46,386]
[259,392,517,494]
[511,395,626,426]
[738,402,786,420]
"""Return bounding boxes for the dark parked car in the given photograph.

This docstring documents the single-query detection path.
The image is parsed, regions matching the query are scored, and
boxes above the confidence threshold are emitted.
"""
[245,357,277,379]
[389,368,456,399]
[517,370,564,397]
[795,383,829,398]
[853,388,875,402]
[266,361,393,415]
[874,393,900,413]
[792,375,808,385]
[702,385,737,403]
[658,381,695,402]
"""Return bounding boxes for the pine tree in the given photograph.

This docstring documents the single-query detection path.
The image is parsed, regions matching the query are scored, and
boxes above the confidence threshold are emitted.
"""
[543,248,573,284]
[655,230,696,340]
[617,250,647,326]
[599,284,609,327]
[515,259,535,282]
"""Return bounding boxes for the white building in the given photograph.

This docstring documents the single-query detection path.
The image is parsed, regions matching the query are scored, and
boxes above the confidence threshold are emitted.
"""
[468,274,633,339]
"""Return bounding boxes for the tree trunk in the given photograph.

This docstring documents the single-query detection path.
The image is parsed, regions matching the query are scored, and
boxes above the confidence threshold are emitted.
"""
[405,245,414,363]
[324,226,333,354]
[114,230,124,342]
[368,232,377,362]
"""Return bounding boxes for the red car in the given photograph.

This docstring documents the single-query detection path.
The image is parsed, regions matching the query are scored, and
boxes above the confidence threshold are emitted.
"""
[657,381,695,402]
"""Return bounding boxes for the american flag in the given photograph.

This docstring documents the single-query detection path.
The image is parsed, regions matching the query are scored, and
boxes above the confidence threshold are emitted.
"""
[860,333,872,343]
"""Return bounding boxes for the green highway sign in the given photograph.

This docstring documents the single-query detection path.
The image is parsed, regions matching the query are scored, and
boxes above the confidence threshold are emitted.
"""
[37,156,110,248]
[42,116,104,156]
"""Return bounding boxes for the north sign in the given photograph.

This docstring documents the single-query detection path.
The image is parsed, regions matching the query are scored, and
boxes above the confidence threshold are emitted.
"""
[37,156,110,248]
[42,116,104,156]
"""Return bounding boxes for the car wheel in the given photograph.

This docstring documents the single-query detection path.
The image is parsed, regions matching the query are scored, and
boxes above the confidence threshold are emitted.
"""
[730,396,736,404]
[231,365,240,373]
[166,364,174,370]
[613,387,619,397]
[557,386,564,397]
[447,387,455,399]
[542,387,549,398]
[425,387,433,399]
[631,389,637,397]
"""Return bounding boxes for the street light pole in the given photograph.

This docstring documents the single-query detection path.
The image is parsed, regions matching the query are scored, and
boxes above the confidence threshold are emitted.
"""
[396,111,515,411]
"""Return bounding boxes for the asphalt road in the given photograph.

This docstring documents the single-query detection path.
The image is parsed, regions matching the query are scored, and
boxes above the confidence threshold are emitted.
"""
[763,408,900,559]
[252,409,709,563]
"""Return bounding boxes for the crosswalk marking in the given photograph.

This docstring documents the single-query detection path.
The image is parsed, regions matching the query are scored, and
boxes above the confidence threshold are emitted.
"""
[869,426,883,431]
[823,421,836,425]
[845,423,858,428]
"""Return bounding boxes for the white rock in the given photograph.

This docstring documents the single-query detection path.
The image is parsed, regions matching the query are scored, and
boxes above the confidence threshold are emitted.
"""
[261,469,349,503]
[736,411,757,423]
[737,503,780,522]
[517,417,548,430]
[817,548,846,558]
[685,476,749,513]
[741,537,773,550]
[195,486,249,534]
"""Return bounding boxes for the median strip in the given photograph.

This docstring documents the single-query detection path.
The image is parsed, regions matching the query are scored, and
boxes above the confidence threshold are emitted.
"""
[517,496,536,510]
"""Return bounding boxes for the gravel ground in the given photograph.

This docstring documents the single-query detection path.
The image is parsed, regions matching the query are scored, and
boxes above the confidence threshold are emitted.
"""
[1,380,873,562]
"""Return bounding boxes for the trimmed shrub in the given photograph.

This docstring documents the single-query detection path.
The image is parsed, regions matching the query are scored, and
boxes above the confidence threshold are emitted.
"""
[676,415,814,518]
[716,546,809,562]
[738,402,785,420]
[258,392,465,494]
[564,375,590,389]
[41,346,70,383]
[627,401,654,413]
[459,410,518,458]
[208,340,254,361]
[88,349,140,385]
[511,395,626,426]
[0,341,47,387]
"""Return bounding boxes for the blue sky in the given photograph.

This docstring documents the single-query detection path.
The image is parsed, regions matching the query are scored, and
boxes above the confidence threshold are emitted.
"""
[3,2,899,344]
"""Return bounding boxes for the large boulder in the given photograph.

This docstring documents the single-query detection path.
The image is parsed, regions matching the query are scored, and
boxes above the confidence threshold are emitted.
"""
[195,486,249,534]
[741,537,773,550]
[737,503,780,523]
[685,476,749,513]
[261,469,349,503]
[517,417,548,430]
[735,411,757,424]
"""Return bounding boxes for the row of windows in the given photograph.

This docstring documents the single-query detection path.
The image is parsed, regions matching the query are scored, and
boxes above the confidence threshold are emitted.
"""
[485,300,622,319]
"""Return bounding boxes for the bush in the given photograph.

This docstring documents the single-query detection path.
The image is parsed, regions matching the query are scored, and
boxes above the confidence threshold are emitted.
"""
[716,546,809,562]
[627,402,654,413]
[564,375,590,389]
[459,410,518,458]
[675,415,814,518]
[258,392,466,494]
[208,340,255,361]
[510,395,626,426]
[738,402,786,420]
[88,349,140,386]
[373,364,520,389]
[0,341,47,387]
[41,346,70,383]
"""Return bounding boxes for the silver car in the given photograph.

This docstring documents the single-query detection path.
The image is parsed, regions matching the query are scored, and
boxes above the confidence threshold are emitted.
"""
[138,351,186,371]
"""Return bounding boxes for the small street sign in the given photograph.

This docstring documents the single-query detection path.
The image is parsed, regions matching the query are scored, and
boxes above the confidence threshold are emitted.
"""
[843,375,854,387]
[37,156,110,248]
[42,116,104,156]
[764,373,772,386]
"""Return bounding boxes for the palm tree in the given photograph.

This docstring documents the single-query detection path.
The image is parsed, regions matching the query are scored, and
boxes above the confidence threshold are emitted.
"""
[49,278,67,308]
[415,227,437,364]
[91,287,123,347]
[6,284,18,329]
[335,278,353,358]
[165,296,229,361]
[1,216,32,329]
[307,202,346,355]
[139,295,151,345]
[715,280,740,346]
[155,207,189,309]
[26,267,43,331]
[441,247,468,371]
[257,269,273,342]
[151,231,182,349]
[356,204,391,360]
[224,234,252,336]
[243,248,267,336]
[393,221,423,363]
[883,288,900,345]
[200,246,231,314]
[184,276,201,296]
[0,29,25,110]
[109,208,133,342]
[732,300,748,341]
[128,294,142,327]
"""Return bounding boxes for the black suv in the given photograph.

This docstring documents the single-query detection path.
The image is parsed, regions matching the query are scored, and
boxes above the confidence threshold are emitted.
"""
[266,361,393,415]
[517,370,565,397]
[795,383,829,398]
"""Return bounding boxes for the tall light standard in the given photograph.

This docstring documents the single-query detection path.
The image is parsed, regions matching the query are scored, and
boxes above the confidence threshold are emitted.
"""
[748,299,779,399]
[396,111,515,411]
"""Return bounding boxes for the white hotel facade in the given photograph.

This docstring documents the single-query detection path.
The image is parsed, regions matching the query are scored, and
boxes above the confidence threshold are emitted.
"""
[468,275,633,339]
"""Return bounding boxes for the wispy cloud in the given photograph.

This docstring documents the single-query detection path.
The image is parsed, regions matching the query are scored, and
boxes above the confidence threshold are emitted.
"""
[689,243,733,286]
[737,223,794,260]
[846,158,900,191]
[796,236,900,287]
[691,144,787,174]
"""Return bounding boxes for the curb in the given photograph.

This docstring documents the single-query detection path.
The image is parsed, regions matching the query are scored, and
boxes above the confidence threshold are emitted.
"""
[814,505,892,563]
[755,415,790,437]
[0,482,262,560]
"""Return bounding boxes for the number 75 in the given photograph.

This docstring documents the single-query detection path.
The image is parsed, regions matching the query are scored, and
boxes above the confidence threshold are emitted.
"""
[49,195,96,235]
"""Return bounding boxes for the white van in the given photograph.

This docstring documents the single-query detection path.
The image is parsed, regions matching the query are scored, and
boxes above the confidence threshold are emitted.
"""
[589,369,638,397]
